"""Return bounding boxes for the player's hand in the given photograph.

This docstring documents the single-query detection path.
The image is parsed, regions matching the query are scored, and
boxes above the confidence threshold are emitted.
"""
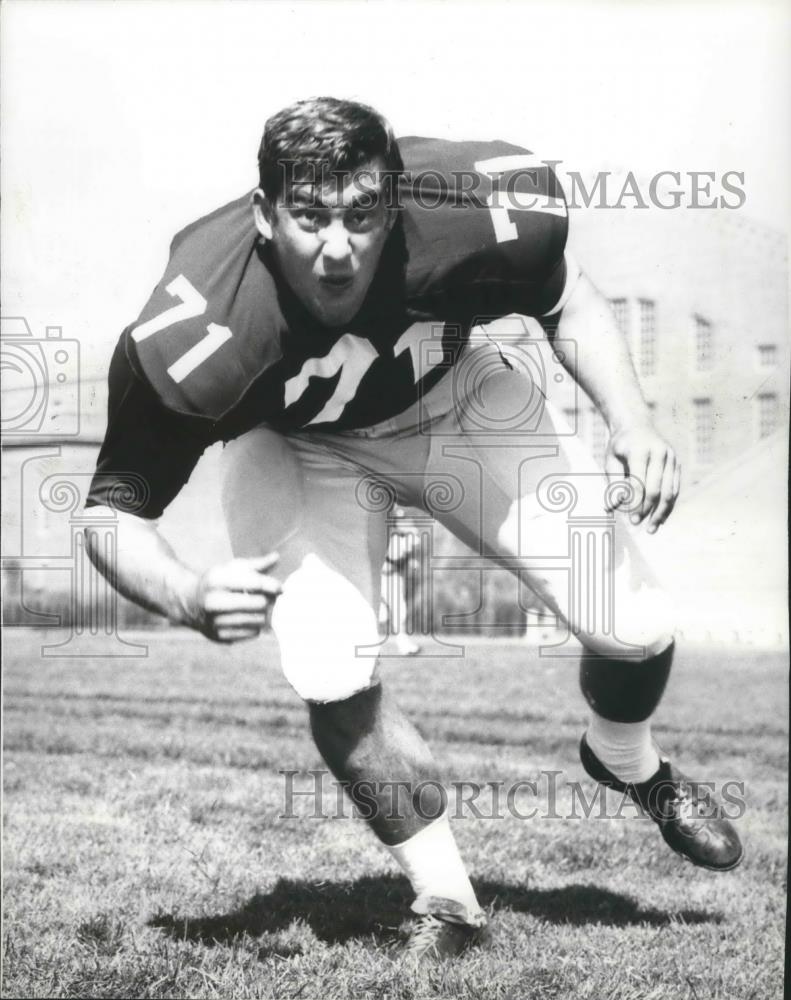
[187,553,282,643]
[604,423,681,533]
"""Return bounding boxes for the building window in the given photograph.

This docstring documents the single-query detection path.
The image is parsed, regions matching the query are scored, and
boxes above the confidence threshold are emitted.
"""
[610,298,629,338]
[590,407,607,466]
[693,398,713,464]
[756,393,778,439]
[757,344,777,368]
[693,315,713,371]
[638,299,656,376]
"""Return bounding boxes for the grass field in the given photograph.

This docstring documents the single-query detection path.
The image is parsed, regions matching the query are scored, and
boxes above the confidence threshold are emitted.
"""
[2,630,787,999]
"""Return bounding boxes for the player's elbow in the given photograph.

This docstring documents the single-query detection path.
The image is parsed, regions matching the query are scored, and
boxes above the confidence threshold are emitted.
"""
[83,505,157,570]
[556,271,606,324]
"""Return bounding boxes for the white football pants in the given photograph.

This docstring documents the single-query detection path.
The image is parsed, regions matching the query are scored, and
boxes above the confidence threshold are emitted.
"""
[222,339,674,702]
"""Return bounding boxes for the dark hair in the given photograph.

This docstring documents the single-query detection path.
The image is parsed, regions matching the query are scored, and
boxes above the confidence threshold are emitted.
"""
[257,96,403,200]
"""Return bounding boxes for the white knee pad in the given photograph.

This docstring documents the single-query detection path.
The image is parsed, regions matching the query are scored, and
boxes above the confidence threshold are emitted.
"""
[271,554,381,703]
[578,549,676,659]
[502,501,676,660]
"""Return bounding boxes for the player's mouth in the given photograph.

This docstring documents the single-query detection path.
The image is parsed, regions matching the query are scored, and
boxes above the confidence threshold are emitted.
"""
[319,275,355,294]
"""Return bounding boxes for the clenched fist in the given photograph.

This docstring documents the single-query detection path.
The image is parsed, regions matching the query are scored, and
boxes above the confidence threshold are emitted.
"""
[185,553,282,643]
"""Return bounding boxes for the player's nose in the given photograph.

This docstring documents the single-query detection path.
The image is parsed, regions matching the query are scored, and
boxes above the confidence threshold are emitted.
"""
[320,219,353,262]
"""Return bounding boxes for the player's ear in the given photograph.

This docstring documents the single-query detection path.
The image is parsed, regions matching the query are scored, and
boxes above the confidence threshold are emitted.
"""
[251,189,274,241]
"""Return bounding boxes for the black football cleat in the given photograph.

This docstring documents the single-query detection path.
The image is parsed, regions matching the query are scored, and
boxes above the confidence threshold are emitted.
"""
[580,735,744,871]
[404,897,490,962]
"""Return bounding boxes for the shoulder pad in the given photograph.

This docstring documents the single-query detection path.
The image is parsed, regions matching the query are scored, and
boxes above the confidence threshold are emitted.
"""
[398,136,568,317]
[127,195,284,420]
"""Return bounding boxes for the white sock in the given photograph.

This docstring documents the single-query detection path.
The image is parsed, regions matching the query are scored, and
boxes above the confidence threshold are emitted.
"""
[386,812,482,919]
[586,715,660,784]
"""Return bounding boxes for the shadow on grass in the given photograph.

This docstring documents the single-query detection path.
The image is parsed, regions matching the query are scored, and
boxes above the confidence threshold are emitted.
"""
[150,874,721,955]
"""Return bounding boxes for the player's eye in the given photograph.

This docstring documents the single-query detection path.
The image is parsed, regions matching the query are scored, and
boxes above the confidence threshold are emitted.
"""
[347,209,375,232]
[293,209,325,231]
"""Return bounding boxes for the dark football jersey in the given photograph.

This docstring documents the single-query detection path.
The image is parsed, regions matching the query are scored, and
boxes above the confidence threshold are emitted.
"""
[88,136,572,518]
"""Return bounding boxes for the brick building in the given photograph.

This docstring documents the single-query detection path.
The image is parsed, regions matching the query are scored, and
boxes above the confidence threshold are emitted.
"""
[565,190,789,482]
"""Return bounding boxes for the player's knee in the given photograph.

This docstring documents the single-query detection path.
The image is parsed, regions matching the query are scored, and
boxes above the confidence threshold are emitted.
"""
[586,578,676,660]
[604,583,676,660]
[271,554,380,703]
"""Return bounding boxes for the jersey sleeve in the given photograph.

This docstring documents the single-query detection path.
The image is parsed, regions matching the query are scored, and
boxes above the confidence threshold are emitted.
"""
[399,137,576,323]
[85,332,213,519]
[128,195,284,421]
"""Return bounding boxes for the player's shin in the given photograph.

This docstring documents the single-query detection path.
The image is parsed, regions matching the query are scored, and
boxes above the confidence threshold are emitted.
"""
[308,684,483,921]
[579,640,675,783]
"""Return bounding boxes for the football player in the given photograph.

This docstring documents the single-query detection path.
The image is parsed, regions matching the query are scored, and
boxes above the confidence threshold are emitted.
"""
[85,97,743,961]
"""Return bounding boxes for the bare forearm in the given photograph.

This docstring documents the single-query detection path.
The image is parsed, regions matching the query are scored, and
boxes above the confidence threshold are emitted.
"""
[551,271,680,529]
[555,272,651,432]
[84,507,199,626]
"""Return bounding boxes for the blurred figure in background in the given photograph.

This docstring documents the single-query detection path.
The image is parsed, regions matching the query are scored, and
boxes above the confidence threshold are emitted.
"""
[380,507,422,656]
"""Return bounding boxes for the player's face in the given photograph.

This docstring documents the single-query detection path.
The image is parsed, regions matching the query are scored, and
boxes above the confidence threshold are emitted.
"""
[254,160,396,327]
